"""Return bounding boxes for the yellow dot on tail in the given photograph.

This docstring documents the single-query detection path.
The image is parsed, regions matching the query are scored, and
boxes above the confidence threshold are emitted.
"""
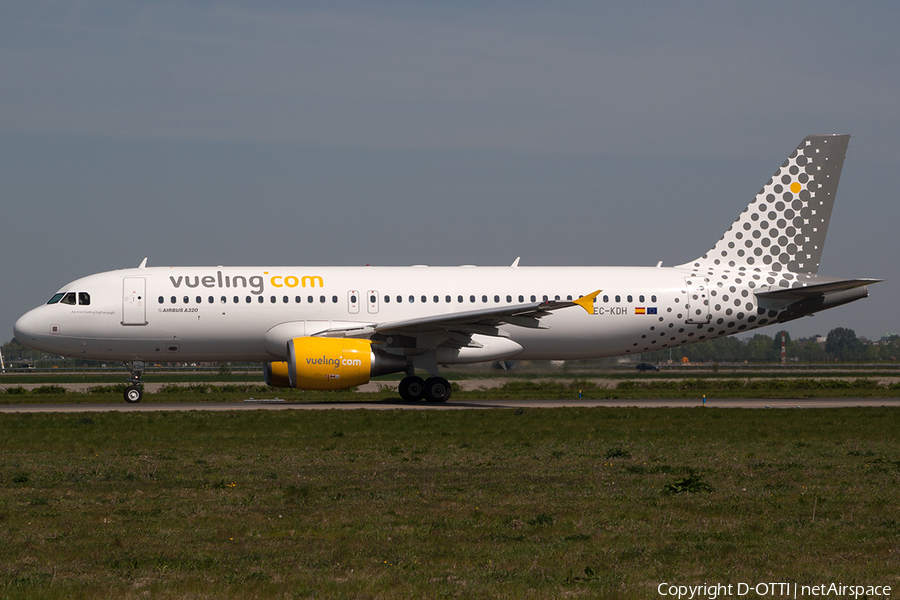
[790,181,801,194]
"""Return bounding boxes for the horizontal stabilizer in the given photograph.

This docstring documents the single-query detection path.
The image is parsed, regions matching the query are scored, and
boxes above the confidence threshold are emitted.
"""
[755,278,881,300]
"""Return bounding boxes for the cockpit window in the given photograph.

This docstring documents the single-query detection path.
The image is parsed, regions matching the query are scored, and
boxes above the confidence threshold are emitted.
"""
[47,293,65,305]
[78,292,91,306]
[60,292,77,305]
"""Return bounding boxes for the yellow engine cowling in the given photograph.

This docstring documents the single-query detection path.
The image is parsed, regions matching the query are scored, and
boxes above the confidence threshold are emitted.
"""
[265,337,407,391]
[263,361,291,388]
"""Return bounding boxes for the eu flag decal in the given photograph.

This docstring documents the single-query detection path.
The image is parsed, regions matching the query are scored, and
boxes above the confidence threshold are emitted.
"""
[647,307,658,314]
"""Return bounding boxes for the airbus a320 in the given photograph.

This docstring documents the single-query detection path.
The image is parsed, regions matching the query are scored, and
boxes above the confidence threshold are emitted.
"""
[14,135,880,403]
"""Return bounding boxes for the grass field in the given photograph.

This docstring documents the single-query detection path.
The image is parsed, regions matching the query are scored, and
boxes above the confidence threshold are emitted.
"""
[1,407,899,599]
[2,375,900,405]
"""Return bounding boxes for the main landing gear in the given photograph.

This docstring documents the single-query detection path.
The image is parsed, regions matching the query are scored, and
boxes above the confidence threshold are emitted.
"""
[398,374,452,403]
[124,361,144,404]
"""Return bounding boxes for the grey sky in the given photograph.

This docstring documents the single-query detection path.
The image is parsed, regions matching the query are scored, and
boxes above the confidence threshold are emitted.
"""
[2,1,898,347]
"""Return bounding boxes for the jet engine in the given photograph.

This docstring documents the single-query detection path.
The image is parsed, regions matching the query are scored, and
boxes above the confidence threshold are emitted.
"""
[264,337,406,390]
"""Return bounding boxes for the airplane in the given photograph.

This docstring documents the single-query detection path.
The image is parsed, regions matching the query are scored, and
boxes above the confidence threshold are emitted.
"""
[14,134,880,404]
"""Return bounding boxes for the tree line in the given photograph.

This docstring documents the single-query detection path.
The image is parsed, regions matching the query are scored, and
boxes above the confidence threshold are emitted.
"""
[2,327,898,368]
[640,328,898,364]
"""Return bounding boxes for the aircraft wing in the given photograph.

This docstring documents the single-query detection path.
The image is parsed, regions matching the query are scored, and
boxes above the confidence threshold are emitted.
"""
[312,290,601,338]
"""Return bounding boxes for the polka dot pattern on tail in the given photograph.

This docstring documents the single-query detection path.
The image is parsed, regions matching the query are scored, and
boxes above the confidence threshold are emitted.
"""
[683,135,850,276]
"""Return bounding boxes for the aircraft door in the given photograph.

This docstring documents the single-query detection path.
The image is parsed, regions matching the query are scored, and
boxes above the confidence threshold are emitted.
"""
[348,290,360,314]
[367,290,379,314]
[684,277,710,324]
[122,277,148,326]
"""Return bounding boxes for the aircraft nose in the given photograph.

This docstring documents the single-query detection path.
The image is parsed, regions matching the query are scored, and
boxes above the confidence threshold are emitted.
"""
[14,308,45,345]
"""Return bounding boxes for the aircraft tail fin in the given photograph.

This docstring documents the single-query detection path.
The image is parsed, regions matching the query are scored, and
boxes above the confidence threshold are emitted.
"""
[680,134,850,274]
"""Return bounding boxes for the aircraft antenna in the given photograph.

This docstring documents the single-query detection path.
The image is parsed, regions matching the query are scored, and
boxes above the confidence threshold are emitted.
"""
[511,257,520,268]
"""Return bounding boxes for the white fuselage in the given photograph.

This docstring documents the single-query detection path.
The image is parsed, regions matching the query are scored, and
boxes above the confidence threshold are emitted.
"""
[14,264,795,364]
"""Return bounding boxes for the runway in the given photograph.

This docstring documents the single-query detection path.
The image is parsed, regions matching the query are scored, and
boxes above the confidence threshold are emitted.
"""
[2,398,899,413]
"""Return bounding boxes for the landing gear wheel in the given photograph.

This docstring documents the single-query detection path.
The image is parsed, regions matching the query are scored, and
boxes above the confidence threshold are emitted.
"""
[398,376,425,401]
[124,385,143,404]
[124,361,145,404]
[424,377,452,403]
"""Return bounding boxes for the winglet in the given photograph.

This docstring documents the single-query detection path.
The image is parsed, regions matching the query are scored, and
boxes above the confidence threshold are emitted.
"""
[573,290,601,314]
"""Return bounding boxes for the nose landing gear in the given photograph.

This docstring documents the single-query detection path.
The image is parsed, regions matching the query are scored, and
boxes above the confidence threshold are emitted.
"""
[124,361,144,403]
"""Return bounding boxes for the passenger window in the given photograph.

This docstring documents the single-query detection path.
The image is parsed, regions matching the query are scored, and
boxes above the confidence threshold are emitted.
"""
[296,296,302,303]
[483,295,488,303]
[627,295,633,303]
[258,296,264,303]
[246,296,252,303]
[531,295,536,302]
[222,296,227,304]
[396,296,402,303]
[566,295,572,301]
[543,295,548,301]
[235,296,240,303]
[494,295,500,303]
[196,296,202,303]
[208,296,214,303]
[603,295,609,303]
[615,295,621,302]
[332,296,338,303]
[506,295,512,302]
[470,295,476,303]
[422,295,427,303]
[183,296,189,304]
[320,296,326,303]
[651,295,657,302]
[47,293,66,305]
[554,295,560,301]
[518,295,524,302]
[270,296,276,303]
[78,292,91,305]
[409,295,415,303]
[170,296,177,304]
[308,296,314,303]
[61,292,77,305]
[157,296,164,304]
[283,296,289,303]
[384,295,390,303]
[351,295,357,303]
[370,295,377,304]
[445,295,451,303]
[639,295,645,303]
[434,295,440,303]
[458,295,464,303]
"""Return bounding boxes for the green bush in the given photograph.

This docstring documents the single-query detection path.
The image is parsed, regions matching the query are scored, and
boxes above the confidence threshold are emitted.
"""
[32,385,68,394]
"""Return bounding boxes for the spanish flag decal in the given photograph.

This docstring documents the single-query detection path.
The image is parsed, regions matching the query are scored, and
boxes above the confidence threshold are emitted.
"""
[635,307,646,315]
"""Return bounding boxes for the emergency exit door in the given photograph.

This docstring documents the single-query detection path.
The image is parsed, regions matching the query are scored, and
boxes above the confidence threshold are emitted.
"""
[684,277,710,324]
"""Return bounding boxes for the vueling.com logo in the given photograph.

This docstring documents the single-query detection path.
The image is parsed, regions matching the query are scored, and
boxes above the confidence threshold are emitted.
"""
[169,271,324,295]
